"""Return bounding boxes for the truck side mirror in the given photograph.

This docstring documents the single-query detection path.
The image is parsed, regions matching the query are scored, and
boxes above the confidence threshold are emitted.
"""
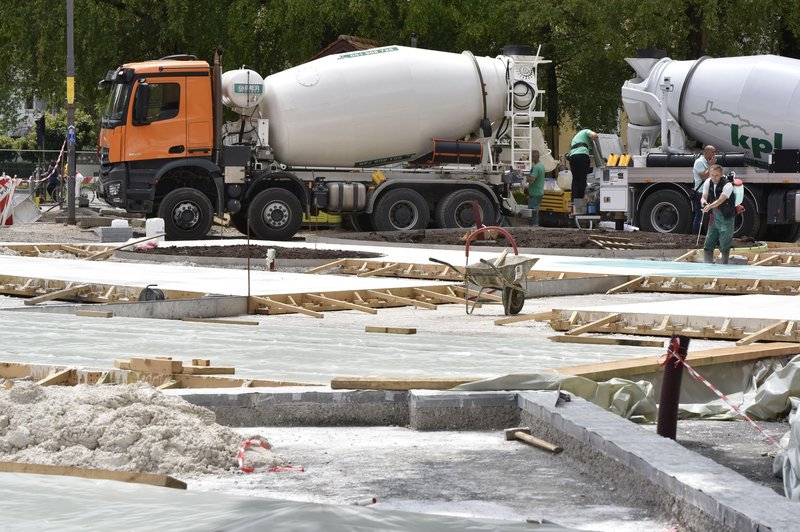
[132,82,150,125]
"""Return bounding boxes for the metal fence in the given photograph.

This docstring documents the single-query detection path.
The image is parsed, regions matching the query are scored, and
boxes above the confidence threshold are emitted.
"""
[0,149,100,179]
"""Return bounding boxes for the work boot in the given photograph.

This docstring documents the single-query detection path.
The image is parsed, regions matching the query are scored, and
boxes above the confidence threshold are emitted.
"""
[703,249,714,264]
[572,198,586,215]
[720,251,730,264]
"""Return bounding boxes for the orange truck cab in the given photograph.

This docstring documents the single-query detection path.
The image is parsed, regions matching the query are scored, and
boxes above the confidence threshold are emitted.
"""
[97,51,309,240]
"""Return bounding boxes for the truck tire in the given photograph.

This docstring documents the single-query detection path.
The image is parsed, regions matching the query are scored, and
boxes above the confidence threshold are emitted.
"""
[371,188,429,231]
[764,223,800,242]
[435,189,495,229]
[248,188,303,240]
[639,189,692,234]
[158,187,214,240]
[734,194,760,239]
[231,211,250,236]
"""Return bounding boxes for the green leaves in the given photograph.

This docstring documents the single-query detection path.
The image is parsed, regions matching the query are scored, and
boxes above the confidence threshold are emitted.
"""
[1,0,798,143]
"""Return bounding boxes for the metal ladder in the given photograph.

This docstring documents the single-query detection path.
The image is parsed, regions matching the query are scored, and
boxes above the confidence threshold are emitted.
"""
[505,47,549,174]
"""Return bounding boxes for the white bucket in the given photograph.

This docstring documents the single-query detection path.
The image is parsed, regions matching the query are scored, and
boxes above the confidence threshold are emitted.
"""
[146,217,166,243]
[111,219,129,228]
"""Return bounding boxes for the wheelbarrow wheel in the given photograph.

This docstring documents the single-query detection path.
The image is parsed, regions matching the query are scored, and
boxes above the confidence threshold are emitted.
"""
[502,286,525,315]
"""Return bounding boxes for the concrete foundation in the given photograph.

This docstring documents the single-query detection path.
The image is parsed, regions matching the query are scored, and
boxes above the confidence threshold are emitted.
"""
[6,296,249,319]
[169,387,798,532]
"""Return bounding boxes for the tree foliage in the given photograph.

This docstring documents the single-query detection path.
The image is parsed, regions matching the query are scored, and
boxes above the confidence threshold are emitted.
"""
[1,0,799,140]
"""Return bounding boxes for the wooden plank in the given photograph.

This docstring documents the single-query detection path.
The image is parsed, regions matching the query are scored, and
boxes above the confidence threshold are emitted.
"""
[36,368,73,386]
[192,359,211,367]
[305,293,378,314]
[413,287,480,307]
[181,317,259,326]
[548,335,664,348]
[606,276,644,295]
[75,309,113,318]
[175,375,319,389]
[0,462,186,490]
[495,310,556,326]
[752,255,780,266]
[672,249,696,263]
[331,376,483,390]
[0,362,33,379]
[180,365,236,375]
[129,357,183,375]
[366,290,436,310]
[59,245,95,257]
[86,234,164,261]
[566,313,621,336]
[357,262,399,277]
[305,259,348,273]
[24,284,90,306]
[114,359,131,370]
[736,320,790,346]
[96,372,111,385]
[156,379,180,390]
[365,326,416,335]
[250,296,324,318]
[551,342,800,381]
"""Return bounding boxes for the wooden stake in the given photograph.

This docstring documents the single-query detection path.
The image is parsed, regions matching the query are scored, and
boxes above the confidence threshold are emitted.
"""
[36,368,73,386]
[305,293,377,314]
[606,276,644,295]
[495,310,556,326]
[566,313,621,336]
[250,296,324,318]
[366,290,436,310]
[86,234,165,261]
[736,320,790,346]
[305,259,346,274]
[24,284,90,305]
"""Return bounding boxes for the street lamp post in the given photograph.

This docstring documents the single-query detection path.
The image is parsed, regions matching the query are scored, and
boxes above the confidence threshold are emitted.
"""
[66,0,76,224]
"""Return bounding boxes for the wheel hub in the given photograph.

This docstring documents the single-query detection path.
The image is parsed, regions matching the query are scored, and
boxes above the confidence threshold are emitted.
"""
[263,202,289,228]
[389,201,418,229]
[173,201,200,229]
[651,202,678,232]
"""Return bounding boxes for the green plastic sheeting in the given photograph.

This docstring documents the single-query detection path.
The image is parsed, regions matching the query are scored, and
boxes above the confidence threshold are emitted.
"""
[452,373,657,422]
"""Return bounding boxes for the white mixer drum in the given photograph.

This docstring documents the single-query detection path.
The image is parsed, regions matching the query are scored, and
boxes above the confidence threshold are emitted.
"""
[258,46,508,167]
[625,55,800,165]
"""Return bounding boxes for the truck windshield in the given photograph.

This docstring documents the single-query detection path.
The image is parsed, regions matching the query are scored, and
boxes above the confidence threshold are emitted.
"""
[102,83,131,126]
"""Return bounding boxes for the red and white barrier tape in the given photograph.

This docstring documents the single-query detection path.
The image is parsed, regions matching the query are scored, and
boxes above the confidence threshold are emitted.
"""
[236,439,304,473]
[660,339,783,450]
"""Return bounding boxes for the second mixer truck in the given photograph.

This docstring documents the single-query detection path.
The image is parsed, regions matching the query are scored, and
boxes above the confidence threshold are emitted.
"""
[593,53,800,241]
[97,45,554,240]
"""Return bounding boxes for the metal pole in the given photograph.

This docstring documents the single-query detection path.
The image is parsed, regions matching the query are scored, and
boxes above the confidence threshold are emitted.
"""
[66,0,76,224]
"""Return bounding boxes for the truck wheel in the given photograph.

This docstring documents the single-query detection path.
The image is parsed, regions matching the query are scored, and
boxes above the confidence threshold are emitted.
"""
[231,211,250,236]
[248,188,303,240]
[158,187,214,240]
[371,188,429,231]
[435,189,495,229]
[346,213,373,232]
[734,194,760,239]
[764,223,800,243]
[639,189,691,234]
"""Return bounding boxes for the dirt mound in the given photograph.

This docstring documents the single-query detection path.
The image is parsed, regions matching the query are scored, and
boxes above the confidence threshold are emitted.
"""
[134,244,383,260]
[344,227,755,250]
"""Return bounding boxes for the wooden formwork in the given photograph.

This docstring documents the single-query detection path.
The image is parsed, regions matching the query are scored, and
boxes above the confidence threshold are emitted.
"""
[0,274,206,304]
[612,275,800,296]
[248,284,499,317]
[308,258,605,283]
[0,358,316,389]
[0,243,114,258]
[548,309,800,343]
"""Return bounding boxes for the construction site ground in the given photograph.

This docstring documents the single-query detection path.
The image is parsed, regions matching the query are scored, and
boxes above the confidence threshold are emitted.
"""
[1,203,799,530]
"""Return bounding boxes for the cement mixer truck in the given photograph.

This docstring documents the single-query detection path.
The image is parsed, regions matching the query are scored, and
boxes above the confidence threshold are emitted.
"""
[97,45,552,240]
[593,53,800,241]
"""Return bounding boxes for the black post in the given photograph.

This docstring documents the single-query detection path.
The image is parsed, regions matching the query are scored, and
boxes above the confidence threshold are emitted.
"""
[656,334,690,440]
[66,0,76,224]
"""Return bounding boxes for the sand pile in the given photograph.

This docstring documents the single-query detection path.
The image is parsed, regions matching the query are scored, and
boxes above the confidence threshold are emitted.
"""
[0,381,280,475]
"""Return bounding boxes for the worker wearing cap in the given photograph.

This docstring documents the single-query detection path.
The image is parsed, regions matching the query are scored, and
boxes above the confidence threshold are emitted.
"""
[701,164,735,264]
[567,129,597,215]
[526,150,545,226]
[692,145,716,234]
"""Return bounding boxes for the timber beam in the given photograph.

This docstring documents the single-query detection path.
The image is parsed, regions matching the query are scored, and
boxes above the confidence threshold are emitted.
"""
[548,309,800,343]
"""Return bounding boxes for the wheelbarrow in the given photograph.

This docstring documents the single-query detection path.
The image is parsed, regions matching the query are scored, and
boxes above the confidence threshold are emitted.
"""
[430,226,539,315]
